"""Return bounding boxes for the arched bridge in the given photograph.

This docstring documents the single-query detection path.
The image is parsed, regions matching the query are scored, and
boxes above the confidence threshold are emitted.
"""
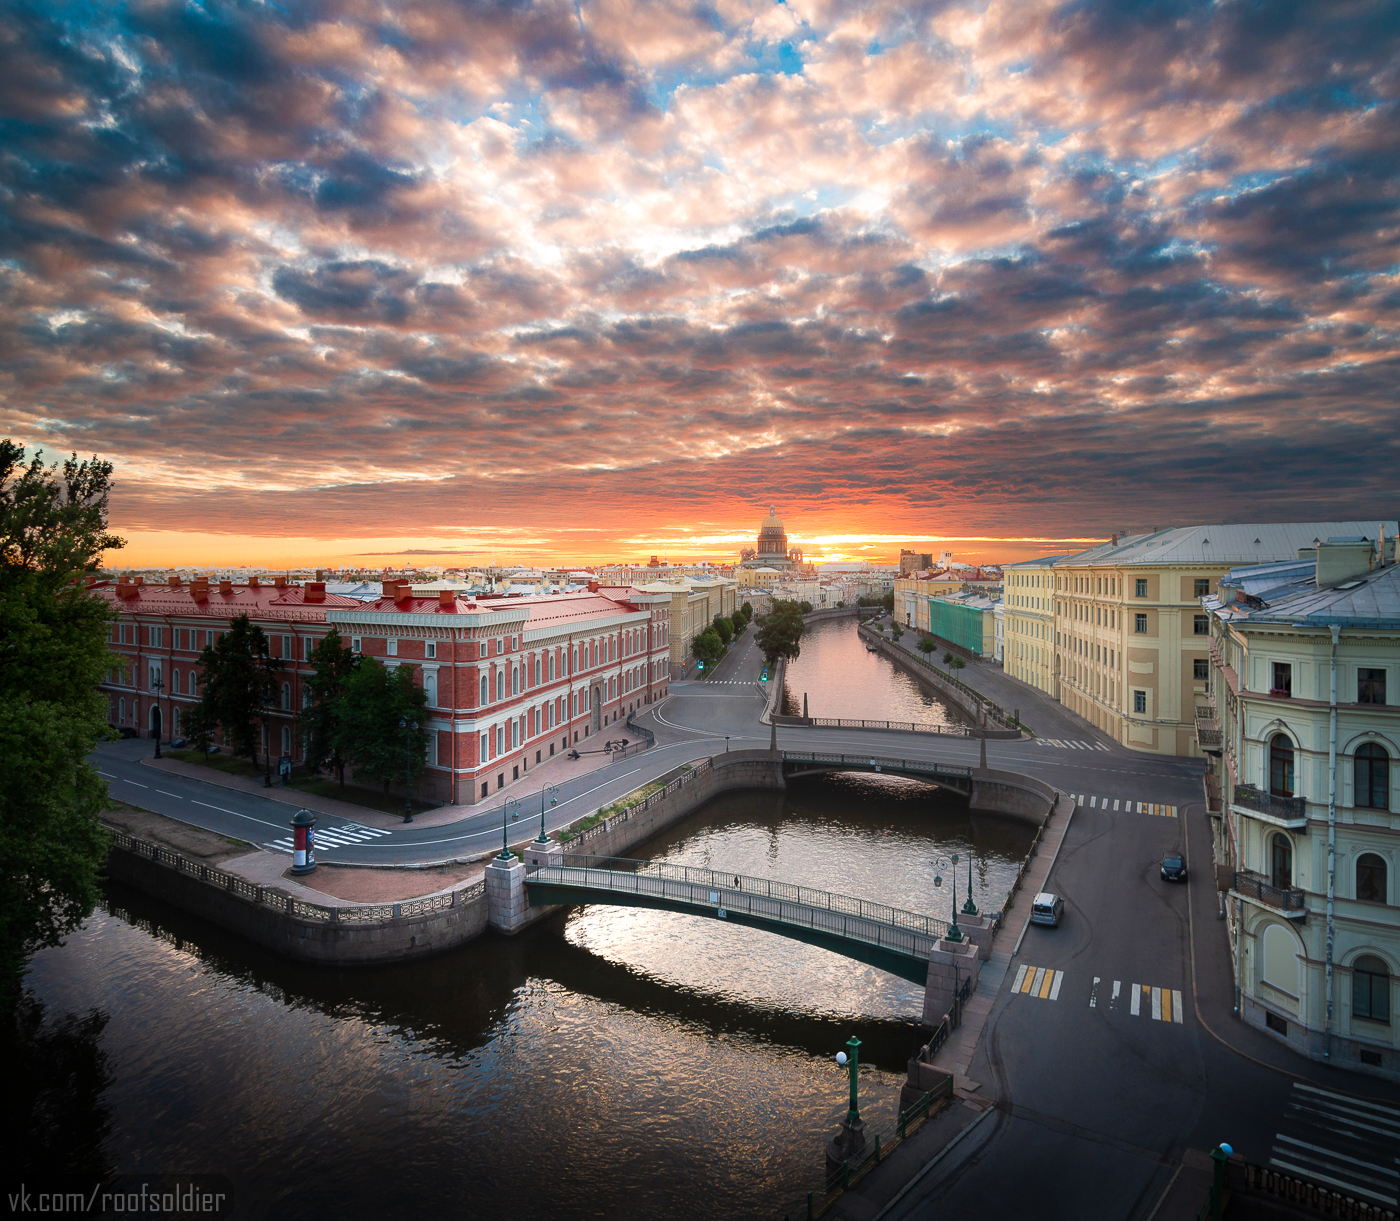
[525,855,947,984]
[780,750,973,795]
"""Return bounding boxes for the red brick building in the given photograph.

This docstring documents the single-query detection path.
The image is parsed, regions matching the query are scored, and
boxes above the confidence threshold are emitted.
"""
[95,575,671,805]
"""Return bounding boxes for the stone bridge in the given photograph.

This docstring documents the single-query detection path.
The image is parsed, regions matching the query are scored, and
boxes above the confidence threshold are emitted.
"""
[779,750,974,795]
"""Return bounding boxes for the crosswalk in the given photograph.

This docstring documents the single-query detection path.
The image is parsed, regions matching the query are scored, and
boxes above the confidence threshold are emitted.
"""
[1269,1081,1400,1207]
[1069,793,1177,817]
[1086,976,1182,1021]
[265,823,393,854]
[1012,964,1065,1000]
[1038,739,1112,751]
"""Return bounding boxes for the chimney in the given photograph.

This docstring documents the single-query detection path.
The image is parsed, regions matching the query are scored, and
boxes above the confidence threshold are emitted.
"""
[588,580,599,593]
[1315,539,1375,587]
[168,573,181,586]
[116,580,138,600]
[303,581,325,603]
[134,575,144,586]
[439,588,455,607]
[1111,533,1119,545]
[219,579,233,596]
[248,575,260,588]
[394,581,412,604]
[191,578,209,603]
[274,575,287,588]
[382,578,399,600]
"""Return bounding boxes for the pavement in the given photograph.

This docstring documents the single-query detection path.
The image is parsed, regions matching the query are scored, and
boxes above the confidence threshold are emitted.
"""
[91,619,1400,1219]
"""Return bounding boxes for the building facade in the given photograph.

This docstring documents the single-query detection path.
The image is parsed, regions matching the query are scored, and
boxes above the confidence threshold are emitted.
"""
[1003,555,1061,697]
[97,576,672,807]
[1202,541,1399,1080]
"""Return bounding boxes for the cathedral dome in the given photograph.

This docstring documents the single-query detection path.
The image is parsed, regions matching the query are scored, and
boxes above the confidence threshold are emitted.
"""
[760,506,784,529]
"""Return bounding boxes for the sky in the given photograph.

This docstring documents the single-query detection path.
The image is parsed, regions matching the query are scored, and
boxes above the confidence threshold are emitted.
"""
[2,0,1397,569]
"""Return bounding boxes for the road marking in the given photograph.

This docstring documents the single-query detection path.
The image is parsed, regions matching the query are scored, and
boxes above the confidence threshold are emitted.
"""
[1014,966,1063,1001]
[191,801,289,832]
[123,779,148,788]
[1049,971,1064,1001]
[1013,964,1027,992]
[1269,1081,1400,1205]
[1110,980,1121,1010]
[1113,799,1120,811]
[98,770,116,778]
[1152,986,1162,1021]
[1130,984,1141,1016]
[1089,976,1100,1008]
[155,790,183,798]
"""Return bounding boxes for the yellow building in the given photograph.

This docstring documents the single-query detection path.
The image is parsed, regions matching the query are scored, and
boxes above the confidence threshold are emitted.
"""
[636,576,737,676]
[1003,555,1061,697]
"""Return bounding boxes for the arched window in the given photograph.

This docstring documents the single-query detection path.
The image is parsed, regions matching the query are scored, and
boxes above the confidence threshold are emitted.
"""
[281,682,291,710]
[172,707,180,735]
[1262,923,1299,998]
[480,675,489,705]
[1270,734,1295,797]
[171,670,181,695]
[119,697,126,724]
[425,672,437,707]
[1357,854,1387,903]
[1355,743,1389,810]
[281,726,291,755]
[496,671,504,701]
[1270,833,1293,890]
[1352,955,1390,1024]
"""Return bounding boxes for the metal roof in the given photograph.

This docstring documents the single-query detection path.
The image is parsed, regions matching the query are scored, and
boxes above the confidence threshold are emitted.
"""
[1212,563,1400,630]
[1065,522,1389,568]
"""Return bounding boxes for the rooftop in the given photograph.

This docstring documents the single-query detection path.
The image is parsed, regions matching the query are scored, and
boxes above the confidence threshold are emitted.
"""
[1070,522,1389,568]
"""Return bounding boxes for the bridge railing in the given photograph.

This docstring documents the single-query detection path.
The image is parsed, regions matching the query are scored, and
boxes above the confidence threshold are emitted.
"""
[780,751,973,782]
[808,717,970,737]
[541,853,952,944]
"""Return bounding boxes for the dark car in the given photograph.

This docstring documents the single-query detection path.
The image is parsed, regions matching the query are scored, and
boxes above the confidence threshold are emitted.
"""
[1161,852,1187,882]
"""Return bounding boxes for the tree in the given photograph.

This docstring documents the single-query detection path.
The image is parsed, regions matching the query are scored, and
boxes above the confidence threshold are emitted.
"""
[712,613,733,646]
[949,655,967,672]
[891,622,904,640]
[729,612,745,637]
[943,651,955,666]
[754,599,805,667]
[184,614,282,765]
[303,628,358,790]
[335,657,429,793]
[918,637,937,655]
[799,600,813,614]
[741,601,752,620]
[0,441,124,1004]
[881,591,894,614]
[692,626,723,669]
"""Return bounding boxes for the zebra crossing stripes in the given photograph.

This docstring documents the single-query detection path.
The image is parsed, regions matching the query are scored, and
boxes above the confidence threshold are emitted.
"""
[265,823,392,854]
[1070,794,1177,817]
[1038,739,1112,751]
[1012,964,1065,1000]
[1270,1081,1400,1207]
[1127,982,1183,1022]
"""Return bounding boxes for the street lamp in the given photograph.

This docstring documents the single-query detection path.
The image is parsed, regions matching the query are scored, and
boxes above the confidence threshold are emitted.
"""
[536,784,558,844]
[834,1037,861,1126]
[933,854,964,942]
[399,716,418,823]
[963,847,979,916]
[498,796,520,861]
[150,675,163,759]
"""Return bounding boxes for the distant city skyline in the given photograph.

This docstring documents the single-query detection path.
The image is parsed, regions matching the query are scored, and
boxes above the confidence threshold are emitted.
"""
[3,3,1395,570]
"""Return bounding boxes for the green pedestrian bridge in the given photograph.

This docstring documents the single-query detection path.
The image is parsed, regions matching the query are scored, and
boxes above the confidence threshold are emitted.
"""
[524,855,950,984]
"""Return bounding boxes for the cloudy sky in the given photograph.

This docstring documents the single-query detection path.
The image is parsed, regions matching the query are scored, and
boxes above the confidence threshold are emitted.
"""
[2,0,1397,567]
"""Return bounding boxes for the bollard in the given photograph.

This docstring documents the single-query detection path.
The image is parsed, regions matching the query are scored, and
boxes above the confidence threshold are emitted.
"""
[290,808,317,875]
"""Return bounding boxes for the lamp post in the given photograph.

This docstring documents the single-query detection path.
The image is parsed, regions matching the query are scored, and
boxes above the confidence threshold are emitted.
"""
[962,847,979,916]
[934,854,963,942]
[498,796,520,861]
[150,675,163,758]
[261,700,273,787]
[536,784,558,844]
[834,1037,861,1126]
[398,716,418,823]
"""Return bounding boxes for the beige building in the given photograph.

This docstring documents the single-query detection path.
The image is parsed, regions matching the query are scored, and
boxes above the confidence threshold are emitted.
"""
[1202,541,1400,1079]
[1048,523,1380,756]
[1003,555,1061,697]
[636,576,737,676]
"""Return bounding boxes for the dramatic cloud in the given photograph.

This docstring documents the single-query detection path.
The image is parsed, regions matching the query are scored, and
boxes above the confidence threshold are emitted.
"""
[1,0,1397,564]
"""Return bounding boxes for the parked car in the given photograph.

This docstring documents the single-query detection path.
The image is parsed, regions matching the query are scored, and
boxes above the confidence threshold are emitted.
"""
[1030,892,1064,927]
[1160,852,1187,882]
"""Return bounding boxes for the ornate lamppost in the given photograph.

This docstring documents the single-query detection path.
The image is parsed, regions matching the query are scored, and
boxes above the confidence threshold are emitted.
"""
[398,716,418,823]
[963,847,978,917]
[498,796,520,861]
[933,854,963,942]
[535,784,559,844]
[150,674,163,759]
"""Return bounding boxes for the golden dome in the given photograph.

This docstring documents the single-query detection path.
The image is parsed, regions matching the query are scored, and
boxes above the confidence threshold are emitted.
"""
[760,506,784,529]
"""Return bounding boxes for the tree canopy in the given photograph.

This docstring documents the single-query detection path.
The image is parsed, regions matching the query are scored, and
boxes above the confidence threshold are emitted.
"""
[754,599,805,667]
[692,626,723,668]
[0,441,123,1003]
[335,658,430,793]
[712,613,733,645]
[184,614,283,764]
[303,628,358,789]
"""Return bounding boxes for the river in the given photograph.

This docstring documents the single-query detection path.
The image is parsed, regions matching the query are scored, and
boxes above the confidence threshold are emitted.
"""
[17,773,1032,1220]
[782,617,965,727]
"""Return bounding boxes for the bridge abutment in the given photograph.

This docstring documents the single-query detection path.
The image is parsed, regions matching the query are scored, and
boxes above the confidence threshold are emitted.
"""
[922,938,981,1028]
[485,854,529,934]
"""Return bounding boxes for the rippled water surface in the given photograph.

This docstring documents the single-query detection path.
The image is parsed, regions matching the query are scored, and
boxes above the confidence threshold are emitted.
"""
[782,617,965,727]
[20,776,1032,1221]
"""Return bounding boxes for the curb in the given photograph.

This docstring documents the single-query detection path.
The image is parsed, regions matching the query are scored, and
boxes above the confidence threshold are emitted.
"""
[869,1103,998,1221]
[1011,790,1077,958]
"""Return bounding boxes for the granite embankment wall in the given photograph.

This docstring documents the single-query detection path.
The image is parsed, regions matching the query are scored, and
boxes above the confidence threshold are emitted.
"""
[104,831,488,966]
[969,768,1059,826]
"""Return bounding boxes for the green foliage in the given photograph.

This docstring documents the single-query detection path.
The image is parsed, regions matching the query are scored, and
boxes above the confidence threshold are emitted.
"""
[855,596,883,607]
[0,441,123,1004]
[303,628,358,789]
[881,591,895,614]
[949,655,967,672]
[754,598,805,667]
[336,657,429,793]
[799,600,813,614]
[692,626,723,668]
[729,611,745,637]
[184,614,283,765]
[712,613,733,645]
[943,651,954,666]
[741,601,752,619]
[918,637,937,654]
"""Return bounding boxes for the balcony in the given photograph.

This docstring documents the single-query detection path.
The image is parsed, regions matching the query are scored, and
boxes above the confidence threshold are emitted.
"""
[1193,705,1222,753]
[1232,870,1307,919]
[1230,784,1307,827]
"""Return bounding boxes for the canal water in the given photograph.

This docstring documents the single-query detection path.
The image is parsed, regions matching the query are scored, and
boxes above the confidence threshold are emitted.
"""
[782,617,965,727]
[17,776,1033,1221]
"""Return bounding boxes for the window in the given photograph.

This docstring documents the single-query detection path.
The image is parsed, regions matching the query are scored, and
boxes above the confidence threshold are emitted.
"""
[151,626,163,648]
[426,641,436,659]
[351,637,361,654]
[1270,832,1294,889]
[1133,690,1147,714]
[118,698,126,724]
[1135,579,1147,598]
[172,707,180,735]
[1352,955,1390,1023]
[1193,658,1209,681]
[171,670,181,695]
[1356,854,1387,903]
[1359,668,1386,705]
[480,675,489,705]
[1195,579,1209,597]
[1134,613,1147,634]
[1262,923,1299,998]
[425,672,437,706]
[1193,615,1209,636]
[480,733,488,762]
[387,638,398,657]
[281,682,291,710]
[1355,744,1389,810]
[1269,735,1295,798]
[282,634,292,658]
[496,671,504,701]
[281,726,291,755]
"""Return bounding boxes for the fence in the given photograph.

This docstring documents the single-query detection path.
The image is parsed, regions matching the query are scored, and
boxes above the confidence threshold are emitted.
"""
[995,811,1052,922]
[625,709,657,748]
[108,829,484,924]
[557,758,713,846]
[808,717,971,737]
[1206,1160,1400,1221]
[858,624,1014,728]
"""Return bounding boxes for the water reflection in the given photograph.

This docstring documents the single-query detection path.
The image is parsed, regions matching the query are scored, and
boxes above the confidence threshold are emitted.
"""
[19,775,1034,1221]
[782,617,966,726]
